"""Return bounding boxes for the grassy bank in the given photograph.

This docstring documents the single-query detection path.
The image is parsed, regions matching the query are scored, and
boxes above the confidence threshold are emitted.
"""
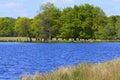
[0,37,120,43]
[21,59,120,80]
[0,37,36,42]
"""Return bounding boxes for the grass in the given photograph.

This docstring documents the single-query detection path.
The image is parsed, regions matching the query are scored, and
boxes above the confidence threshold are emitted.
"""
[0,37,36,42]
[21,58,120,80]
[0,37,120,43]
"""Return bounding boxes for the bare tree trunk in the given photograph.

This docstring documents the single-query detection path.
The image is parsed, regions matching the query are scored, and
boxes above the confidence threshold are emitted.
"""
[29,36,32,42]
[27,31,32,42]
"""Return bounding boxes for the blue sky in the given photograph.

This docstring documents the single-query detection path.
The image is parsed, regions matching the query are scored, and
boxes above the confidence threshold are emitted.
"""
[0,0,120,18]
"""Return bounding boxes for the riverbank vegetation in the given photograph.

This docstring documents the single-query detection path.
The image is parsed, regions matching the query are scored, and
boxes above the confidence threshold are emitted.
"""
[0,2,120,42]
[0,37,120,43]
[21,59,120,80]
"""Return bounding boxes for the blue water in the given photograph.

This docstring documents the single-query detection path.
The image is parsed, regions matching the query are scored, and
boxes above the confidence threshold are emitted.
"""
[0,42,120,80]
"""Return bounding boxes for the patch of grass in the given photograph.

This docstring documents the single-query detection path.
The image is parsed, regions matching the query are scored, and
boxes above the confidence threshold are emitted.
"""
[21,58,120,80]
[0,37,36,42]
[0,37,120,43]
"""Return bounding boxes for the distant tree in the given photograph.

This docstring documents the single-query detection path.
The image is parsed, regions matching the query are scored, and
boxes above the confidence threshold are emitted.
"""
[60,4,107,40]
[0,3,118,41]
[102,24,117,40]
[31,16,44,41]
[95,16,117,39]
[0,17,15,36]
[92,7,107,39]
[77,4,93,39]
[60,7,74,39]
[15,17,32,42]
[37,2,61,42]
[114,16,120,39]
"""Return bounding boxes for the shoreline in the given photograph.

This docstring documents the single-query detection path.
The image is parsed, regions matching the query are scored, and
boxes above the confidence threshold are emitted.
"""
[21,58,120,80]
[0,37,120,43]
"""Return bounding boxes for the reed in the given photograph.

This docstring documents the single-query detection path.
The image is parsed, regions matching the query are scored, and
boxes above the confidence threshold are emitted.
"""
[21,59,120,80]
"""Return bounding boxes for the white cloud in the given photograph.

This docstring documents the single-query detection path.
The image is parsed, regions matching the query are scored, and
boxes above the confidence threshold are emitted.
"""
[0,0,75,18]
[0,0,29,18]
[0,0,24,9]
[3,2,20,9]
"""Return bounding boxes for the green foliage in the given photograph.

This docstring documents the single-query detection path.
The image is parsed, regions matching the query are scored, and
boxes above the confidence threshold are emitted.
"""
[60,4,106,40]
[0,17,15,36]
[116,16,120,39]
[31,17,44,39]
[37,2,61,41]
[15,17,31,36]
[1,3,120,41]
[60,7,75,39]
[15,17,32,42]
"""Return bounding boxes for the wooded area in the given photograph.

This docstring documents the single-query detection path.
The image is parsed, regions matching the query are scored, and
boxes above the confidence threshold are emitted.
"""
[0,2,120,42]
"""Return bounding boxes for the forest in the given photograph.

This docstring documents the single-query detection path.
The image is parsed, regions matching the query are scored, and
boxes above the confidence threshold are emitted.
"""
[0,2,120,42]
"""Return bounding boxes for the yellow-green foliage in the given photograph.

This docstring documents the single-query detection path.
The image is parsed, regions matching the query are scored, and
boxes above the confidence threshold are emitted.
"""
[21,59,120,80]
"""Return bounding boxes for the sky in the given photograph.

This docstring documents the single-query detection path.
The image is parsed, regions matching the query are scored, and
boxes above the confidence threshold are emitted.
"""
[0,0,120,18]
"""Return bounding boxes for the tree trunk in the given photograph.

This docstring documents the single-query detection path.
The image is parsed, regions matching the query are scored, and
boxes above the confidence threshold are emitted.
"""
[29,36,32,42]
[27,31,32,42]
[44,37,47,42]
[74,38,77,41]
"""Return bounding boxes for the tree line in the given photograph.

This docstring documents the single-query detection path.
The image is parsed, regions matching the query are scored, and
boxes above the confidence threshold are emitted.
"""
[0,2,120,42]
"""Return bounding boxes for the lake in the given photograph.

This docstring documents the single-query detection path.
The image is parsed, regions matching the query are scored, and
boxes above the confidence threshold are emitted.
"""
[0,42,120,80]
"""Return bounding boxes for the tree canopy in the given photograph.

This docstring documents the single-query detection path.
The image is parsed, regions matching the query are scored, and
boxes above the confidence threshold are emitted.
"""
[0,3,120,41]
[15,17,32,42]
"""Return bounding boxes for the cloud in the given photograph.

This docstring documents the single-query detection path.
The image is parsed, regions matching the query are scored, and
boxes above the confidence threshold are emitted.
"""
[0,0,29,18]
[0,0,76,18]
[0,0,24,9]
[3,2,20,9]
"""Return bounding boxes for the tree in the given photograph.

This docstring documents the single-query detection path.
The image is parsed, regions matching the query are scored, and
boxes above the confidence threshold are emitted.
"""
[77,4,93,39]
[31,16,44,42]
[114,16,120,39]
[92,7,107,39]
[95,16,117,40]
[60,4,106,40]
[59,7,75,39]
[0,17,15,36]
[15,17,32,42]
[37,2,61,42]
[60,5,85,40]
